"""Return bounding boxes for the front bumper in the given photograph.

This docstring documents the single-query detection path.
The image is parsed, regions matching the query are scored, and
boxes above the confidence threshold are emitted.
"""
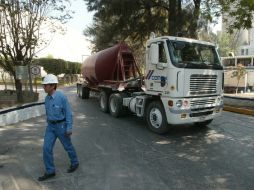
[161,96,223,125]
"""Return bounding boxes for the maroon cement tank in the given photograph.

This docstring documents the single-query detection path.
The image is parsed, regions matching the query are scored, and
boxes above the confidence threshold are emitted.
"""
[81,43,140,86]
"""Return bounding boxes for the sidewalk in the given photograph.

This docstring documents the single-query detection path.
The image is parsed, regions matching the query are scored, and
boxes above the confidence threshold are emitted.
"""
[223,105,254,116]
[224,93,254,116]
[0,88,46,126]
[0,84,76,126]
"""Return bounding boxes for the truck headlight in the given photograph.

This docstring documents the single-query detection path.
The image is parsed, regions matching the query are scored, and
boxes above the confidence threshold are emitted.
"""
[176,100,182,108]
[217,96,223,104]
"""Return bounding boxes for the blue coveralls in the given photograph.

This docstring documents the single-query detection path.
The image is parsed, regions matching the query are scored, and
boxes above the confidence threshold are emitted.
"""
[43,91,79,174]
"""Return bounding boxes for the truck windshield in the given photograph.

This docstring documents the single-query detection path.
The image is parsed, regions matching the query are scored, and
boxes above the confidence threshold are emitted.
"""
[167,40,223,70]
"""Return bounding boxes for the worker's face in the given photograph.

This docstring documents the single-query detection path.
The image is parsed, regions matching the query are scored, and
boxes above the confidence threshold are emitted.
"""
[43,84,56,95]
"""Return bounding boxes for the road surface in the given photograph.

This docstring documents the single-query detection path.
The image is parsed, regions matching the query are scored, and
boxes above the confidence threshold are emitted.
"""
[0,86,253,190]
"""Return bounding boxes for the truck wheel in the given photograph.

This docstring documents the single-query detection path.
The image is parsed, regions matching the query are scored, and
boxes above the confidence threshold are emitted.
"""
[77,85,81,97]
[99,91,109,112]
[146,101,169,134]
[81,87,90,99]
[77,84,80,96]
[84,87,90,99]
[109,93,124,117]
[194,119,213,127]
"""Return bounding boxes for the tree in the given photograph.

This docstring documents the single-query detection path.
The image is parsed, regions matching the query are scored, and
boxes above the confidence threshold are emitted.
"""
[84,0,215,52]
[33,58,81,75]
[0,67,7,90]
[0,0,72,102]
[231,64,246,94]
[216,32,241,56]
[84,0,254,54]
[221,0,254,33]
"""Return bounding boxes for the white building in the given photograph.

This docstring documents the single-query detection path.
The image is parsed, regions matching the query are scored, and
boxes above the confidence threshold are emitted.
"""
[222,13,254,56]
[237,28,254,56]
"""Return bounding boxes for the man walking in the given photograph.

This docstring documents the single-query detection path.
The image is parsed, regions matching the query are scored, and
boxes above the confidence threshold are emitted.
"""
[38,74,79,181]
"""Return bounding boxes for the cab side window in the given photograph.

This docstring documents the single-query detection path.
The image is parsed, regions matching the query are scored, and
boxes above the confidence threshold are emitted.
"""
[159,42,167,63]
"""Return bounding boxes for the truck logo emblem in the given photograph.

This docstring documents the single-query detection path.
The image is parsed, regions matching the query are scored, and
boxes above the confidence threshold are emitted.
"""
[146,70,154,79]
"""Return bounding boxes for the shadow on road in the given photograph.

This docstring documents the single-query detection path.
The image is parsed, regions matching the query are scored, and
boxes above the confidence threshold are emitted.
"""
[0,86,253,189]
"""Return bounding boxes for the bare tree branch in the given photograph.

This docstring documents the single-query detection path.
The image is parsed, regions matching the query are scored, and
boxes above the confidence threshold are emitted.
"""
[0,0,72,102]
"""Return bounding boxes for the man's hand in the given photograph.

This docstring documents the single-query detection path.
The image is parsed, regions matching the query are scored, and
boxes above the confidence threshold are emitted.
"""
[65,131,72,137]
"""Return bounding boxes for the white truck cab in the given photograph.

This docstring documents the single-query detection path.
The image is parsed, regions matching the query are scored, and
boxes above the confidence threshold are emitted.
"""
[79,35,224,134]
[125,36,224,134]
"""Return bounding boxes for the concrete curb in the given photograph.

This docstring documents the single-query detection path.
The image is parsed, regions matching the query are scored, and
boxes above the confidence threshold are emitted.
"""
[0,85,76,126]
[224,95,254,116]
[0,102,45,126]
[223,105,254,116]
[224,96,254,108]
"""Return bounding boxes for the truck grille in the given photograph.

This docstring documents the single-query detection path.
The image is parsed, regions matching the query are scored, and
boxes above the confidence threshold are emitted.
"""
[190,98,216,107]
[190,75,217,95]
[190,111,213,117]
[191,106,215,112]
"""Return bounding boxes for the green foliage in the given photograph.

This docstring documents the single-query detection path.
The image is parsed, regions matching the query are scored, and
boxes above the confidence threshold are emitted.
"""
[33,58,81,75]
[84,0,254,55]
[198,30,217,43]
[217,33,239,57]
[231,64,246,94]
[222,0,254,33]
[231,64,246,81]
[84,0,212,52]
[46,54,54,59]
[0,0,73,75]
[0,0,73,102]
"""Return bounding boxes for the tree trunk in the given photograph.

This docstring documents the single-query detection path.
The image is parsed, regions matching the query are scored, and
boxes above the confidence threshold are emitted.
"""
[168,0,177,36]
[176,0,182,34]
[15,78,23,102]
[188,0,201,38]
[236,80,240,94]
[28,62,33,93]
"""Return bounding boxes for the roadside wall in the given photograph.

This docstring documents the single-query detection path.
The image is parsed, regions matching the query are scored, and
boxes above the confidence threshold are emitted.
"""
[0,102,45,126]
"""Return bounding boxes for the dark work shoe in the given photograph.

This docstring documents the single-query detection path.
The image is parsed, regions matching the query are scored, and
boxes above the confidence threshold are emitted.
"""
[38,173,55,181]
[67,164,79,173]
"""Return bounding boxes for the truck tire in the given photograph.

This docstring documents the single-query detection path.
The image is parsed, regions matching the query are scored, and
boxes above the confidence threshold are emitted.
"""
[194,119,213,127]
[146,101,169,134]
[77,84,80,95]
[84,87,90,99]
[77,85,81,97]
[109,93,124,117]
[99,91,109,113]
[81,87,90,99]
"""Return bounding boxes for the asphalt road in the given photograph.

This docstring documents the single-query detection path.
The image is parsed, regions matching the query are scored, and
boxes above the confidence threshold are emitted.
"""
[0,86,254,190]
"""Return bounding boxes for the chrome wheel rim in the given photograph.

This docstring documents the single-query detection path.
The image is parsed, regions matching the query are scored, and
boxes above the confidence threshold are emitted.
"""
[149,108,162,128]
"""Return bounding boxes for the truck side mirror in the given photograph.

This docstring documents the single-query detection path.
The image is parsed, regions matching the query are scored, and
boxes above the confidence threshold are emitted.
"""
[150,43,159,64]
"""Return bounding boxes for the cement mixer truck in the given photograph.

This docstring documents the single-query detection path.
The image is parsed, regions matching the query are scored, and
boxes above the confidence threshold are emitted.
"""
[77,36,224,134]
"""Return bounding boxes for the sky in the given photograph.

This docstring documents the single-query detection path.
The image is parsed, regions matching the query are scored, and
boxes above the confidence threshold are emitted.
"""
[66,0,94,35]
[37,0,94,63]
[212,17,222,34]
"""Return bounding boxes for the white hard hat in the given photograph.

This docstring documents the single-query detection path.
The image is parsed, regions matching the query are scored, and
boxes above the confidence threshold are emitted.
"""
[42,74,58,84]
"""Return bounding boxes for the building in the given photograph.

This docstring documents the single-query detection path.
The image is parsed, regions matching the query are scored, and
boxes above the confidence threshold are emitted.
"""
[222,12,254,56]
[221,10,254,92]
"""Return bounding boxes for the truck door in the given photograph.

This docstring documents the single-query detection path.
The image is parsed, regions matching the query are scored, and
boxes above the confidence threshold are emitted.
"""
[145,41,169,93]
